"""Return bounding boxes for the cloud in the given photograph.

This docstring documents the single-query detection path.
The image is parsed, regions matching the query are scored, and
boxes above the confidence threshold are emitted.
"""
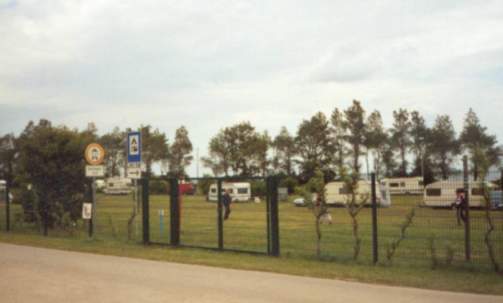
[1,1,503,176]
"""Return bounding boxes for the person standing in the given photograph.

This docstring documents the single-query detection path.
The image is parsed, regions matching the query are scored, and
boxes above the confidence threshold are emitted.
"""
[452,188,467,226]
[222,188,232,220]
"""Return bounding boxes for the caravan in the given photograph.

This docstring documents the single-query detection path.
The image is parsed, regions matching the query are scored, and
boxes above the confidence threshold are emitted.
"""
[207,182,251,202]
[325,180,391,207]
[380,177,423,195]
[103,177,133,195]
[423,180,496,208]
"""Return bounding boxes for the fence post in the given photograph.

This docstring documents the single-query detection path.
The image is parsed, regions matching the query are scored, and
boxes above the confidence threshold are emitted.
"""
[142,177,150,245]
[371,173,378,264]
[463,156,471,261]
[5,180,10,232]
[266,177,271,255]
[270,176,280,257]
[169,178,180,246]
[217,179,224,250]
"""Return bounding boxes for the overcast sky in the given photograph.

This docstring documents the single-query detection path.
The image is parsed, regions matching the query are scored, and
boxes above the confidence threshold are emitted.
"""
[1,0,503,176]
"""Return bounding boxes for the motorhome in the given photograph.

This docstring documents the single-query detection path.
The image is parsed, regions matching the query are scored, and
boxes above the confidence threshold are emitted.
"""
[325,180,391,207]
[207,182,251,202]
[380,177,423,195]
[103,177,133,195]
[423,180,496,208]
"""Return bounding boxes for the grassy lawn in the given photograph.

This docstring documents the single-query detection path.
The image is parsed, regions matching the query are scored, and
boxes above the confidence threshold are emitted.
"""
[0,192,502,295]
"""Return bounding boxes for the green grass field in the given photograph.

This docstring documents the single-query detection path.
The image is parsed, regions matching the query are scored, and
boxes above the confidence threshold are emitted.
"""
[1,192,503,294]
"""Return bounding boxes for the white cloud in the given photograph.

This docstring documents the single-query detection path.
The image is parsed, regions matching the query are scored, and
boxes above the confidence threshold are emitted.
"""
[1,0,503,176]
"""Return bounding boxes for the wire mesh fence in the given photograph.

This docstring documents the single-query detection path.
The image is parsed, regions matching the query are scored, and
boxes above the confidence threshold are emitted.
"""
[0,186,6,231]
[0,163,502,271]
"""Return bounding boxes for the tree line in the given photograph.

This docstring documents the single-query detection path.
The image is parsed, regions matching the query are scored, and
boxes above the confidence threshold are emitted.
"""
[203,101,500,184]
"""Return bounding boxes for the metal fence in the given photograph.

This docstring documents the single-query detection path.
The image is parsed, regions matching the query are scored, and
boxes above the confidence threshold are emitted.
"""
[1,160,502,270]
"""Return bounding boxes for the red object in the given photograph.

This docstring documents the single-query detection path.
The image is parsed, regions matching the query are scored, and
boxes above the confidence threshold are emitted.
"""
[179,183,195,195]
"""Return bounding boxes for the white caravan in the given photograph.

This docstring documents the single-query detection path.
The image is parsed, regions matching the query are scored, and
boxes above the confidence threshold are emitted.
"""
[208,182,251,202]
[325,180,391,207]
[423,180,496,208]
[380,177,424,195]
[103,177,133,195]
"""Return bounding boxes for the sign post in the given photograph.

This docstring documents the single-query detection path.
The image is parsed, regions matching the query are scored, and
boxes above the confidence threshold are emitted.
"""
[127,131,142,179]
[84,143,105,238]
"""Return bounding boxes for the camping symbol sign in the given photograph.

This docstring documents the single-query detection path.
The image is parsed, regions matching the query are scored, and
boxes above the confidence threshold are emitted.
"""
[127,131,141,163]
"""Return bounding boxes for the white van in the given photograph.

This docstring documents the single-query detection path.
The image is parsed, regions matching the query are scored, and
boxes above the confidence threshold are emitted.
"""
[380,177,423,195]
[325,180,391,207]
[423,180,496,208]
[208,182,251,202]
[103,177,133,195]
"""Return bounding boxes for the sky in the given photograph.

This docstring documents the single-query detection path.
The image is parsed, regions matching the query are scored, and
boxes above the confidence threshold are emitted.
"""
[1,0,503,176]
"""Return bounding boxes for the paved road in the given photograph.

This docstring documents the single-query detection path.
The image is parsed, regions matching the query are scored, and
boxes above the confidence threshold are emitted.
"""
[0,243,500,303]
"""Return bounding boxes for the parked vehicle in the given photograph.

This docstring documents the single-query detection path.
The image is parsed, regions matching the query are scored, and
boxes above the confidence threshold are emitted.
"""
[293,197,306,207]
[103,177,133,195]
[380,177,423,195]
[179,182,196,195]
[325,180,391,207]
[207,182,251,202]
[423,180,497,208]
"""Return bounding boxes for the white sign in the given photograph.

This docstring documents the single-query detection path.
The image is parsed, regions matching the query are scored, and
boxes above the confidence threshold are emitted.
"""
[86,165,105,177]
[82,203,93,219]
[127,166,142,179]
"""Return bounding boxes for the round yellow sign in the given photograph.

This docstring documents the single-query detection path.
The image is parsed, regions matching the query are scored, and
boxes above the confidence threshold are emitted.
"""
[85,143,105,165]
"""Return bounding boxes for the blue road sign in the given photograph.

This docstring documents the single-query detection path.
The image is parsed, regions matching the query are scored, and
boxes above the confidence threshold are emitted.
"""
[127,131,141,163]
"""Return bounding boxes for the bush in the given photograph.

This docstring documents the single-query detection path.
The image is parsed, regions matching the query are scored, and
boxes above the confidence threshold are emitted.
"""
[251,180,266,197]
[16,120,91,229]
[149,179,169,194]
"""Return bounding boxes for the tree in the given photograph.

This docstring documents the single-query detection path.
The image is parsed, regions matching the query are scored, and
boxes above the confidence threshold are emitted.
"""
[409,111,435,183]
[16,119,92,233]
[381,137,397,177]
[271,127,296,176]
[297,169,328,257]
[295,112,334,182]
[168,126,193,178]
[202,132,231,176]
[430,115,459,180]
[203,122,269,176]
[390,109,411,176]
[460,109,500,180]
[134,125,169,177]
[342,100,367,177]
[0,133,17,185]
[330,108,347,177]
[365,110,387,179]
[99,127,125,177]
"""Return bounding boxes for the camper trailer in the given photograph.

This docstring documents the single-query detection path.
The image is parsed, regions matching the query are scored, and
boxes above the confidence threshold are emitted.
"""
[380,177,423,195]
[325,180,391,207]
[423,180,496,208]
[207,182,251,202]
[103,177,133,195]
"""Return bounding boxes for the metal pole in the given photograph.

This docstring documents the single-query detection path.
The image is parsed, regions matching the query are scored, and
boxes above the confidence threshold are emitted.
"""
[170,178,180,246]
[270,176,280,256]
[142,177,150,245]
[463,156,471,261]
[5,179,10,232]
[371,173,378,264]
[217,179,223,250]
[266,177,271,255]
[90,177,96,238]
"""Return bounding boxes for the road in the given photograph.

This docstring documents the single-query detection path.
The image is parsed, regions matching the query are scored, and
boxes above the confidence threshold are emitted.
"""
[0,243,500,303]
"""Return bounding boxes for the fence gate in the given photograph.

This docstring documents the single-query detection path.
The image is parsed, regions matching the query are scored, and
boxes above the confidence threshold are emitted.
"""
[142,176,279,256]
